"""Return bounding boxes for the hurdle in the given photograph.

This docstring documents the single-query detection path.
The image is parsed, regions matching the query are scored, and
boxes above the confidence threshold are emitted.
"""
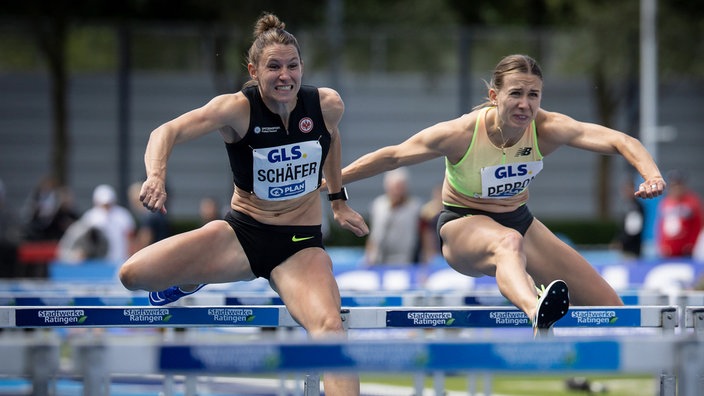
[3,332,702,396]
[0,305,680,396]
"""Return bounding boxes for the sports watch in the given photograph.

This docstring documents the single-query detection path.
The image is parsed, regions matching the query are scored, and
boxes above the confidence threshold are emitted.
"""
[327,187,349,201]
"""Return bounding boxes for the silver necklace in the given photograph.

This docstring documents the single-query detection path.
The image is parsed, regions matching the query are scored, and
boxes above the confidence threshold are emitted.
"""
[496,124,510,154]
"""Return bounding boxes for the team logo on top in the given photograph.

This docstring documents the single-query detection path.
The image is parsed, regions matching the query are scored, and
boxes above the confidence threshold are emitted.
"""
[299,117,313,133]
[254,126,281,134]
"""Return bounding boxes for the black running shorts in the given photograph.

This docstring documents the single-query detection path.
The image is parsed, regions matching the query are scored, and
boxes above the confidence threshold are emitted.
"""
[436,204,535,247]
[224,210,324,279]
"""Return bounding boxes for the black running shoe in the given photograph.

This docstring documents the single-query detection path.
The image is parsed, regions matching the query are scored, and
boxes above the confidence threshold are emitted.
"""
[533,279,569,337]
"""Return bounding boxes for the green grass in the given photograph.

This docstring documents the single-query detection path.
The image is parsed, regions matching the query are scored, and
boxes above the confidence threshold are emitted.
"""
[359,373,657,395]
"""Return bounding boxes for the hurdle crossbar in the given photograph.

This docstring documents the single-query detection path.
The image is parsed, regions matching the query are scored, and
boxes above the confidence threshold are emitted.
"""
[0,305,678,331]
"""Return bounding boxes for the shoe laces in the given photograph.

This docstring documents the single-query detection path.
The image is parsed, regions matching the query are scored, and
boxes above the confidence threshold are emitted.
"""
[536,284,547,298]
[161,286,180,301]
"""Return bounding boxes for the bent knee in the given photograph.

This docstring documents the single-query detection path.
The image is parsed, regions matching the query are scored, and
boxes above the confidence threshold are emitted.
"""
[491,229,524,253]
[307,312,346,339]
[118,258,142,291]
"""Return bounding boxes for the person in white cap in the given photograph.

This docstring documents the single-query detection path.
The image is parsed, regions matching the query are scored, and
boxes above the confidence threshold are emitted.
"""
[78,184,135,264]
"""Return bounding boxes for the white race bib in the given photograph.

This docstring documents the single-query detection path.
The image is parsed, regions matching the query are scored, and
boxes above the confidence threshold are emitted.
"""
[252,141,322,201]
[480,161,543,198]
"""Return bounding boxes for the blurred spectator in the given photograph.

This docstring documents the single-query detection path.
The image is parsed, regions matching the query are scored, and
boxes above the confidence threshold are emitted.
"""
[21,175,78,241]
[57,219,109,263]
[66,184,135,264]
[364,167,422,265]
[612,179,645,259]
[694,229,704,263]
[199,196,223,224]
[128,182,170,253]
[0,180,22,277]
[693,231,704,288]
[656,170,703,258]
[419,184,443,263]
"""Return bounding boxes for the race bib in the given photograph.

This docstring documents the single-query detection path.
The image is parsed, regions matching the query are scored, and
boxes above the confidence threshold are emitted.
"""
[480,161,543,198]
[252,141,322,201]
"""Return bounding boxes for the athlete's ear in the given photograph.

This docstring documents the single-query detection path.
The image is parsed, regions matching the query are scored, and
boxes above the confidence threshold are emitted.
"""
[247,63,257,80]
[488,89,498,104]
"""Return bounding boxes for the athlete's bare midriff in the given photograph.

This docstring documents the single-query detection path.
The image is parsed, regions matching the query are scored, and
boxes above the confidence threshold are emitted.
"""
[230,185,323,226]
[441,178,530,213]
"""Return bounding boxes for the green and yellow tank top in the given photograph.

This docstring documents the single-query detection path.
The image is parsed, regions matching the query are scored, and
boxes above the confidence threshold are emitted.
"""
[446,107,543,200]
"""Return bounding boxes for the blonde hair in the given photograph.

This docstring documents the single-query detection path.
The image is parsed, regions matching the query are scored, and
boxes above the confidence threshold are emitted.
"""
[473,54,544,110]
[244,12,302,88]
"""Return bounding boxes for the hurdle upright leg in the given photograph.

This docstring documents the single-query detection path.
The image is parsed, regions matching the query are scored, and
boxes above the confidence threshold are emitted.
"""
[483,372,493,396]
[657,307,678,396]
[75,342,108,396]
[413,372,424,395]
[676,339,704,396]
[432,371,444,395]
[28,342,59,396]
[304,374,320,396]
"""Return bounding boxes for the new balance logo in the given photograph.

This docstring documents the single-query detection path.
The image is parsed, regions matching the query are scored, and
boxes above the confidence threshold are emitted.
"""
[515,147,533,157]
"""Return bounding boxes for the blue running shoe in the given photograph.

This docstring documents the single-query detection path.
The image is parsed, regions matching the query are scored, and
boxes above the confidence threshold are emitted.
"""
[149,284,206,306]
[533,279,569,338]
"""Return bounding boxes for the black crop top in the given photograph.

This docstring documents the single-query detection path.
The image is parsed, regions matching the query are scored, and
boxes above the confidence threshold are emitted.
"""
[225,85,331,200]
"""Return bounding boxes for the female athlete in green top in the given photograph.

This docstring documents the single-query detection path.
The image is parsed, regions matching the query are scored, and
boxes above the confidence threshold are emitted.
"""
[340,54,665,333]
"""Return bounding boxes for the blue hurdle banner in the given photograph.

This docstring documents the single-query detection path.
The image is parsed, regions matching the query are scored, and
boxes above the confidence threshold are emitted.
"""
[378,306,677,330]
[10,306,286,328]
[385,308,531,328]
[1,305,677,330]
[158,339,623,373]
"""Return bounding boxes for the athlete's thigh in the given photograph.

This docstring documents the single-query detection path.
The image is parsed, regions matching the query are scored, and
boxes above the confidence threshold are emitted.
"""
[124,220,253,288]
[523,219,621,305]
[439,215,513,277]
[269,248,343,335]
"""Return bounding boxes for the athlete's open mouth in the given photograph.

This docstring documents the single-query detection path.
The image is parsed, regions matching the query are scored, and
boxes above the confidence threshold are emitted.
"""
[275,85,294,91]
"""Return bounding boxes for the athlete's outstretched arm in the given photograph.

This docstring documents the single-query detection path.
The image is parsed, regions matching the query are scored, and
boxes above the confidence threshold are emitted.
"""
[141,94,247,214]
[537,110,664,199]
[341,116,466,185]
